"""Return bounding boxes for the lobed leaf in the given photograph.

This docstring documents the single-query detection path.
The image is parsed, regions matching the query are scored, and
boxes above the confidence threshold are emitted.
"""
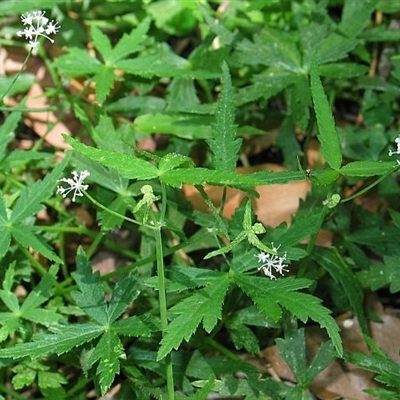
[310,63,342,170]
[71,247,108,325]
[234,275,343,356]
[64,135,159,180]
[207,62,241,172]
[0,323,104,359]
[157,275,231,360]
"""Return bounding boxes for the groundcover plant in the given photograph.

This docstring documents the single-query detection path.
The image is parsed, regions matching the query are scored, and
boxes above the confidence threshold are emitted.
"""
[0,0,400,399]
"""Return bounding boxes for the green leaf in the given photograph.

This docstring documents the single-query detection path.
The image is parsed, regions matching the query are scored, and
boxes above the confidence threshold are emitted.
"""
[106,272,141,323]
[358,256,400,293]
[277,329,336,388]
[237,29,302,72]
[94,65,118,104]
[71,247,108,325]
[345,336,400,387]
[310,63,342,170]
[158,153,194,174]
[313,247,368,334]
[340,160,395,177]
[91,25,113,62]
[112,314,157,337]
[157,275,231,360]
[234,275,343,356]
[109,17,150,62]
[64,135,159,180]
[207,62,241,172]
[0,323,104,359]
[54,48,101,77]
[11,155,69,223]
[92,330,124,395]
[133,112,213,139]
[315,33,358,65]
[339,0,378,38]
[20,265,57,312]
[11,224,63,263]
[0,111,20,160]
[318,63,368,78]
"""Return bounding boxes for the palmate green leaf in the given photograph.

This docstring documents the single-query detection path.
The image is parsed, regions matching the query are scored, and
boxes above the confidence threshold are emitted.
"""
[340,160,395,176]
[310,63,342,170]
[234,275,343,356]
[11,155,69,223]
[0,193,11,260]
[313,247,368,334]
[157,274,231,360]
[71,247,108,325]
[91,330,124,396]
[64,136,159,180]
[0,323,104,359]
[207,62,241,172]
[276,329,336,388]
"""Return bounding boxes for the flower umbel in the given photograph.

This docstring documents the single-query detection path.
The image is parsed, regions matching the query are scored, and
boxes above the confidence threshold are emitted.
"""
[17,10,60,52]
[255,243,289,280]
[389,135,400,165]
[57,171,90,202]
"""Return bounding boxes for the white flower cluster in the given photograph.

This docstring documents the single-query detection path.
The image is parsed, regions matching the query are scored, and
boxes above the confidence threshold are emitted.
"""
[57,170,90,202]
[255,244,288,280]
[17,10,60,52]
[389,135,400,165]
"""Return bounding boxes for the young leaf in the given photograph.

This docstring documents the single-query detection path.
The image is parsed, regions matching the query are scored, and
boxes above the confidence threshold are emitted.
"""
[310,62,342,170]
[206,62,241,172]
[157,275,231,360]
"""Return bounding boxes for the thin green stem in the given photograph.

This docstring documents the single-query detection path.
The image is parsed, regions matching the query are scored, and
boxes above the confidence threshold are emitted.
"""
[0,51,31,104]
[83,191,142,227]
[341,166,400,203]
[155,183,174,399]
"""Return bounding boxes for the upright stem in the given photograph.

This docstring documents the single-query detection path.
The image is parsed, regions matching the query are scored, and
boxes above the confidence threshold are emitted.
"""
[0,51,31,104]
[155,183,174,399]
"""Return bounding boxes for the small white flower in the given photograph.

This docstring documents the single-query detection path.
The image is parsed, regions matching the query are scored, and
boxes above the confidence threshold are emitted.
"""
[57,170,90,202]
[388,135,400,157]
[17,10,60,52]
[255,243,289,280]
